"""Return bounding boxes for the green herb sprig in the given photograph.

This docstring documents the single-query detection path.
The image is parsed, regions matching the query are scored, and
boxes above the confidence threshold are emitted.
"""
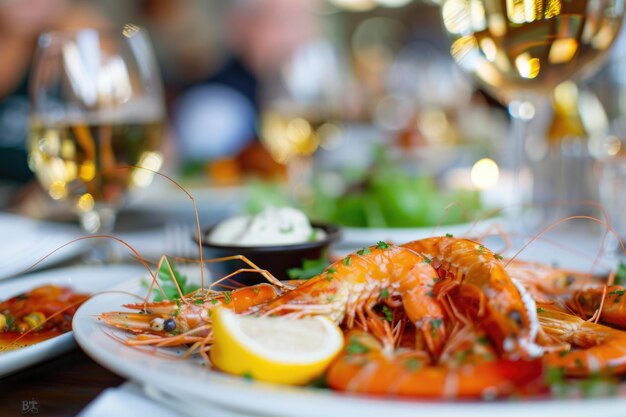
[143,258,200,301]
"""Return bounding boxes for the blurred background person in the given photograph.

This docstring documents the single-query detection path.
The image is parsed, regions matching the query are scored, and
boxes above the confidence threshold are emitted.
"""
[164,0,320,180]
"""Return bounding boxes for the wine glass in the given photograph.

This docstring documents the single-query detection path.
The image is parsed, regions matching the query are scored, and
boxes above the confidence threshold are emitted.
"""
[28,25,165,240]
[259,40,350,203]
[440,0,624,218]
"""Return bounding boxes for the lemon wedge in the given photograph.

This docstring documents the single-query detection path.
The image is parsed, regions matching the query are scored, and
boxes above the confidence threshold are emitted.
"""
[210,307,343,385]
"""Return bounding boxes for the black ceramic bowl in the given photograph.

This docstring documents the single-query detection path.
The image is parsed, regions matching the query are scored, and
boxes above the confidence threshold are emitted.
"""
[197,222,341,286]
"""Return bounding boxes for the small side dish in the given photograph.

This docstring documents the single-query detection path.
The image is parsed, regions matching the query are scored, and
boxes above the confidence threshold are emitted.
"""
[208,206,326,246]
[0,285,89,351]
[201,207,340,283]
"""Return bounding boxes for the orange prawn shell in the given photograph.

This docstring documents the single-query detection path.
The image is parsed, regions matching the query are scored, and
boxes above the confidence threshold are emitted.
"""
[259,245,438,322]
[327,331,544,398]
[402,237,534,356]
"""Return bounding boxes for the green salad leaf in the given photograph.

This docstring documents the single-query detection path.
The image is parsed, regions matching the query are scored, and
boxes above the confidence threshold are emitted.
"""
[247,147,485,228]
[287,258,329,280]
[287,251,330,280]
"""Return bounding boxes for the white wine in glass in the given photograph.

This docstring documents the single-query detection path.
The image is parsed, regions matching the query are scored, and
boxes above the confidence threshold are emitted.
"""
[440,0,624,222]
[28,26,165,235]
[442,0,624,101]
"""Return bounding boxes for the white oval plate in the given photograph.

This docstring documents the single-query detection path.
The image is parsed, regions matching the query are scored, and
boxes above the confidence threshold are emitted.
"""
[75,275,626,417]
[0,264,146,378]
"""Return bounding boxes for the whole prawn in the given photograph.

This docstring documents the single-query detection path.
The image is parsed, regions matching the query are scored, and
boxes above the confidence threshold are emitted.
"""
[401,237,540,357]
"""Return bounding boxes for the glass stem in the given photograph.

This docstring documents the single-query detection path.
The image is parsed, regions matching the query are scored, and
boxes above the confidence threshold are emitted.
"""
[79,205,118,263]
[507,99,535,244]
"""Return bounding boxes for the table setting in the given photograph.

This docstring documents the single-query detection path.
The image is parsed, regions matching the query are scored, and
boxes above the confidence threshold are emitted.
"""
[4,1,626,417]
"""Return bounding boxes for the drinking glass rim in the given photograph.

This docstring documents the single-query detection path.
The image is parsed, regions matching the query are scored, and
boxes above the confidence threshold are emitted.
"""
[38,24,148,44]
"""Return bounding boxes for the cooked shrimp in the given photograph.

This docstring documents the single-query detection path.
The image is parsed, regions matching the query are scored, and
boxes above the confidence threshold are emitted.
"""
[401,237,540,358]
[326,330,544,398]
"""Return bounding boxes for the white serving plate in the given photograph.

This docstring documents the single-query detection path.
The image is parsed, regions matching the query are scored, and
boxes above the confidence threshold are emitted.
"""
[75,273,626,417]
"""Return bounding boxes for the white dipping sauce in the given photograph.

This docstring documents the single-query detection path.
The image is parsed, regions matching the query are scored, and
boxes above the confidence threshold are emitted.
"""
[208,207,325,246]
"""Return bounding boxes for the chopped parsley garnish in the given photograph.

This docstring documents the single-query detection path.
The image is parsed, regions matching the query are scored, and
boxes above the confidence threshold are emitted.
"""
[376,241,390,249]
[495,254,504,261]
[445,233,453,238]
[382,305,393,322]
[430,318,443,337]
[477,245,484,254]
[211,299,219,305]
[346,337,371,355]
[193,299,204,305]
[580,372,605,398]
[609,289,626,296]
[223,291,232,304]
[545,366,566,388]
[423,257,431,264]
[357,247,371,256]
[343,256,351,266]
[5,314,15,331]
[380,288,389,299]
[455,349,471,364]
[326,268,336,282]
[477,335,490,345]
[545,366,615,398]
[242,371,254,381]
[537,307,545,313]
[405,358,421,371]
